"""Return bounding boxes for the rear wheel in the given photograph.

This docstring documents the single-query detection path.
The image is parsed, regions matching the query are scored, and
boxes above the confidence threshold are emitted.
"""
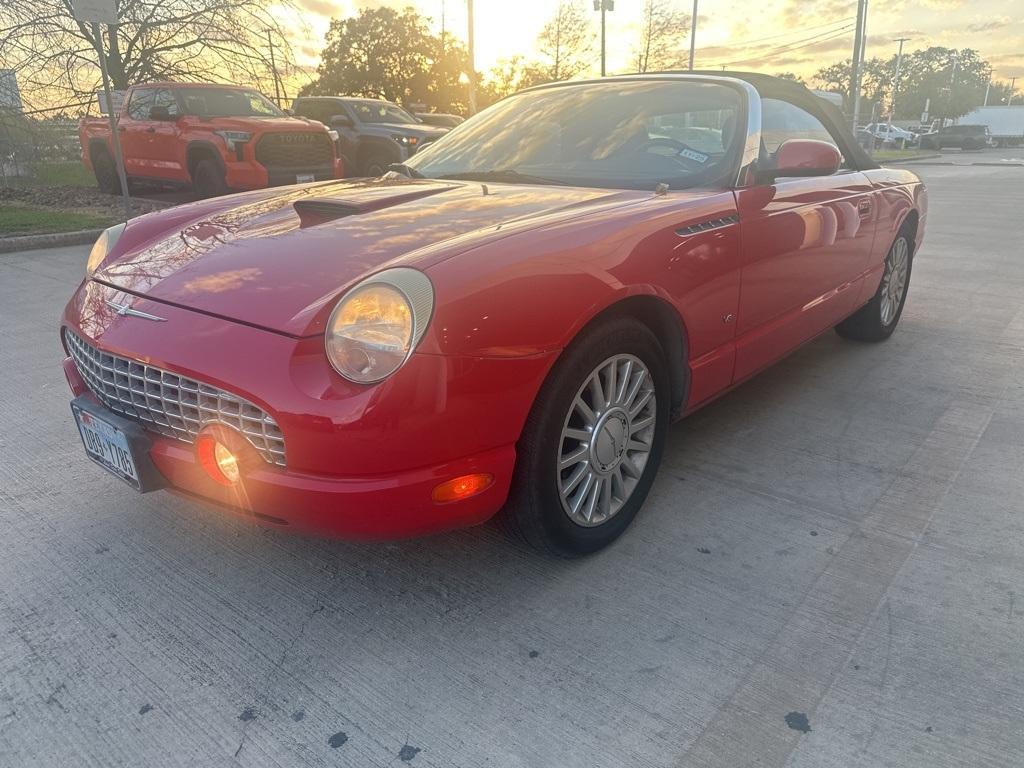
[500,317,670,556]
[92,148,121,194]
[835,231,913,342]
[192,158,228,198]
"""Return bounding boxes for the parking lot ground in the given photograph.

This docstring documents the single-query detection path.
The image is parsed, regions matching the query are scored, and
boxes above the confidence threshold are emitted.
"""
[2,162,1023,768]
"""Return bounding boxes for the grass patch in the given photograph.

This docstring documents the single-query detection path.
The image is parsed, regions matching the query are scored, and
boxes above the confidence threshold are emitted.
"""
[0,204,114,236]
[28,160,95,187]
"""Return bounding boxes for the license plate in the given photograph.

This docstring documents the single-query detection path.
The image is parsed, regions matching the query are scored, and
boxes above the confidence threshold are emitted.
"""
[72,404,141,490]
[296,173,315,183]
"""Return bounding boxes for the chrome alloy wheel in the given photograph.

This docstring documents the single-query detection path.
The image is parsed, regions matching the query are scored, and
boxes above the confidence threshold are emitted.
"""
[557,354,657,527]
[880,237,909,326]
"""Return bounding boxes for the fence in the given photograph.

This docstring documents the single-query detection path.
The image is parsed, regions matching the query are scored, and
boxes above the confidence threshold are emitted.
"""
[0,108,82,188]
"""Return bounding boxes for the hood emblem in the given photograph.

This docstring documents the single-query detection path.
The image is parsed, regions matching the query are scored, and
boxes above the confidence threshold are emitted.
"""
[105,299,167,322]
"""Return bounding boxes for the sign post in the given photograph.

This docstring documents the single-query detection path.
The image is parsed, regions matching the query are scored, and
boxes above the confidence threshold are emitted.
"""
[72,0,131,220]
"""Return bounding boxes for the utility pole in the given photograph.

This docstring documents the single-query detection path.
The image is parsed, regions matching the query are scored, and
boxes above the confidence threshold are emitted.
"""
[466,0,476,114]
[688,0,698,70]
[850,0,868,131]
[267,30,281,107]
[1010,77,1018,105]
[594,0,614,76]
[440,0,445,56]
[94,23,131,220]
[886,37,909,141]
[983,67,992,107]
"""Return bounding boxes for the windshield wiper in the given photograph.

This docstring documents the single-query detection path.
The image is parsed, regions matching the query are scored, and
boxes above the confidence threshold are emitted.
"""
[385,163,426,178]
[433,169,567,186]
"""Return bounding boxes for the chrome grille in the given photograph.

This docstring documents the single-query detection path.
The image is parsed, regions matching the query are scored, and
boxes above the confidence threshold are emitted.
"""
[65,329,286,467]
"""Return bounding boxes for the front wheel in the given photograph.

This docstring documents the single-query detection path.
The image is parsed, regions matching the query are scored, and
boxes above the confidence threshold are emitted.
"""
[835,231,913,342]
[499,317,670,556]
[192,158,228,198]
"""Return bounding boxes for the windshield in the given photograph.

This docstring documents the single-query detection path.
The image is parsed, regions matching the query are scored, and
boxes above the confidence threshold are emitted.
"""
[406,81,743,190]
[179,88,283,118]
[350,100,418,124]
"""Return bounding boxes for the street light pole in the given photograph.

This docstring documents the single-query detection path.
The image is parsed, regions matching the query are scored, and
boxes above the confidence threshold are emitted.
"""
[688,0,698,70]
[1010,77,1018,106]
[850,0,868,131]
[466,0,476,114]
[595,0,614,76]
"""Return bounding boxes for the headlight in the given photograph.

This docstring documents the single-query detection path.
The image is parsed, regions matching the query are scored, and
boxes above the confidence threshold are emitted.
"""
[86,222,126,277]
[214,130,252,151]
[327,129,339,142]
[325,268,434,384]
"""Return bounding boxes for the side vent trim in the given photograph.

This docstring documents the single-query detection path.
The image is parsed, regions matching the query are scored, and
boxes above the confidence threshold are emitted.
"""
[675,214,740,237]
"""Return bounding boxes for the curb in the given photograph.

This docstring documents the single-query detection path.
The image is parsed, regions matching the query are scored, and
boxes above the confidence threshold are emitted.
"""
[879,154,942,164]
[0,228,104,255]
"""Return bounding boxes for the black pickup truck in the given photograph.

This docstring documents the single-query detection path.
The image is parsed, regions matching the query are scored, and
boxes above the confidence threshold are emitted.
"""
[291,96,449,177]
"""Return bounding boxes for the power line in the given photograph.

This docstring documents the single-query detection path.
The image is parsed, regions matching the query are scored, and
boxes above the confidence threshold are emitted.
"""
[718,25,854,67]
[714,16,855,52]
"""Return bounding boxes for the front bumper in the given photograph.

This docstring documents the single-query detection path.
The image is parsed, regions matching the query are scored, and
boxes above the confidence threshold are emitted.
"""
[224,158,345,190]
[61,282,555,539]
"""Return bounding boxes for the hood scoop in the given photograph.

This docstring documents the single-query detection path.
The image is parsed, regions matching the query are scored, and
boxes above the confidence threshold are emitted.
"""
[293,185,452,228]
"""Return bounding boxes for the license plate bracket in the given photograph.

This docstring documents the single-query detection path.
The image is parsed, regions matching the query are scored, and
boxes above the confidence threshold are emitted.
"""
[296,173,315,183]
[71,396,165,493]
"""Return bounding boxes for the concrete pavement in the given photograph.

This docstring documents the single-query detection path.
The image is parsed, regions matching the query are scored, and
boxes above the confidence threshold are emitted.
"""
[1,163,1023,767]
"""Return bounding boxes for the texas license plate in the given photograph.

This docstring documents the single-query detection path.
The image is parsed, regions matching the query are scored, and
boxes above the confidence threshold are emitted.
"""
[72,404,141,490]
[296,173,315,183]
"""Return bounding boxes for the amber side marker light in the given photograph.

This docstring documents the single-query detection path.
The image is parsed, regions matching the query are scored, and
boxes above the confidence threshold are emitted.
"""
[432,473,494,503]
[196,434,241,486]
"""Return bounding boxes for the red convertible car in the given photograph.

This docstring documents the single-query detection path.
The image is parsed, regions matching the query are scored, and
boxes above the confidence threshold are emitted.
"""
[62,73,926,555]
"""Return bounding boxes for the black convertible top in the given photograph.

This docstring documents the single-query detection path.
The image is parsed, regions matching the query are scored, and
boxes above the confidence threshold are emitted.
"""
[670,70,879,171]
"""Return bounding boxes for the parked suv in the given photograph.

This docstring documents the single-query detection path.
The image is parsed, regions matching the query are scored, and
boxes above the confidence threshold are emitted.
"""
[80,83,344,197]
[291,97,449,177]
[919,124,993,151]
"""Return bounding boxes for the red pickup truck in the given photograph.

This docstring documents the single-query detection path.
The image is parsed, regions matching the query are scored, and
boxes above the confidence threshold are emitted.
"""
[80,83,344,197]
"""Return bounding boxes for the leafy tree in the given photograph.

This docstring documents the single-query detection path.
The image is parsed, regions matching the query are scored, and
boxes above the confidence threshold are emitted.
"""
[0,0,295,112]
[813,47,1001,120]
[301,7,472,114]
[534,1,594,82]
[633,0,689,73]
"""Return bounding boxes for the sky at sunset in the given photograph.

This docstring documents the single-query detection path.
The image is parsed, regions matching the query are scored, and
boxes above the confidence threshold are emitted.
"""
[281,0,1023,90]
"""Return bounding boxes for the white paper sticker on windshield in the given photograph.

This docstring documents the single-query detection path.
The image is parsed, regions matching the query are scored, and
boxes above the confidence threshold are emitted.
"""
[679,148,709,164]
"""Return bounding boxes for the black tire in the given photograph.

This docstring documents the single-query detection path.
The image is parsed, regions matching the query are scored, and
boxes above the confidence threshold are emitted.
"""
[835,230,914,342]
[192,157,228,198]
[499,316,671,557]
[361,153,391,177]
[92,148,121,194]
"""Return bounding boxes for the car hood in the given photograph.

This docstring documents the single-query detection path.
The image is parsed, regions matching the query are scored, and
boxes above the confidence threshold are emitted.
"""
[94,178,637,337]
[188,115,327,132]
[360,122,448,140]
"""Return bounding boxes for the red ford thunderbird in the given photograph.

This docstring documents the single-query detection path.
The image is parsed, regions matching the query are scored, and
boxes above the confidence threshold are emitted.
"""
[61,73,926,555]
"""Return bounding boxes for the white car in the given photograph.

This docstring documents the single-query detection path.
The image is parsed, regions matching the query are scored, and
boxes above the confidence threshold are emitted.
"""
[864,123,917,144]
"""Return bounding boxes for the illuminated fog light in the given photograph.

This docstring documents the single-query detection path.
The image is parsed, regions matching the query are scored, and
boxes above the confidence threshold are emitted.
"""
[197,434,242,486]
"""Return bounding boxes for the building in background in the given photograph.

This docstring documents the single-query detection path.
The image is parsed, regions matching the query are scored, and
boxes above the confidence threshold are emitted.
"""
[0,69,24,113]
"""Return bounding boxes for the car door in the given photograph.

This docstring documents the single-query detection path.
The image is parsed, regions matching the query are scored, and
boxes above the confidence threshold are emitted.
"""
[120,88,155,176]
[144,88,188,183]
[733,95,878,381]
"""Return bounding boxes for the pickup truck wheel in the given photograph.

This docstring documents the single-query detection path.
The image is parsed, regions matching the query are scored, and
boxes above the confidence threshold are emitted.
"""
[93,149,122,194]
[192,158,228,198]
[361,154,391,178]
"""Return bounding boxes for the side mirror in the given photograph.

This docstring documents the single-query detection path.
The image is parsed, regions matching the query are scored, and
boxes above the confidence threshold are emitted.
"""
[149,105,173,121]
[759,139,842,183]
[330,114,353,128]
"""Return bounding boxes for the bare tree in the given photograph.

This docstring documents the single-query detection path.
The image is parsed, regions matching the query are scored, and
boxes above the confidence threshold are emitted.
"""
[535,1,593,82]
[0,0,298,112]
[633,0,689,73]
